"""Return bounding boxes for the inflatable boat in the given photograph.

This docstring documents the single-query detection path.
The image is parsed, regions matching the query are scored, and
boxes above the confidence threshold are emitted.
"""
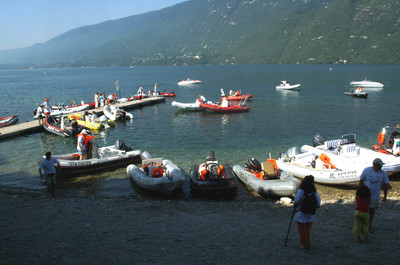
[232,158,300,198]
[127,155,186,196]
[171,101,201,111]
[0,115,19,128]
[199,101,250,113]
[345,91,368,98]
[190,151,238,195]
[38,140,144,176]
[43,115,87,137]
[103,105,133,121]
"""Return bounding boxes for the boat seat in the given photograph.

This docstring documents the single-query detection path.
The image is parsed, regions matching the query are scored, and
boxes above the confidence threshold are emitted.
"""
[262,162,276,176]
[142,157,163,167]
[324,139,341,150]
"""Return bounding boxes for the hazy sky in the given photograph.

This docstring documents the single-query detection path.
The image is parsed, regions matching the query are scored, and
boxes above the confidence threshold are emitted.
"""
[0,0,187,51]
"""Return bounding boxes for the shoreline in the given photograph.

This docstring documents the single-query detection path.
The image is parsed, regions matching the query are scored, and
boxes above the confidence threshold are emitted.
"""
[1,192,399,264]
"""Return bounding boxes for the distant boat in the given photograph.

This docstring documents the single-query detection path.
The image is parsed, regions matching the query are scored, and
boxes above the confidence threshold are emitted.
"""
[177,78,202,86]
[350,78,384,88]
[276,80,301,90]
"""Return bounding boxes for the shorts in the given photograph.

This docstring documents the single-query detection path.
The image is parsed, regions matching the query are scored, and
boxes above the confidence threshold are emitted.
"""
[78,149,87,155]
[44,173,56,184]
[370,199,379,210]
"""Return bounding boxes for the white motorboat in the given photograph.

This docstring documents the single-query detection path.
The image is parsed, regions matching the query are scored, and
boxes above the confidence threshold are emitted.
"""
[276,80,301,90]
[350,79,384,88]
[310,133,400,175]
[177,78,202,86]
[232,158,300,197]
[34,104,91,119]
[127,156,186,196]
[171,100,201,111]
[276,146,362,186]
[103,104,133,121]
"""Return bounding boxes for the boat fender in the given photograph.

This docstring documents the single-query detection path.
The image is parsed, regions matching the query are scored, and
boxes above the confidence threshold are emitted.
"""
[319,153,336,169]
[200,169,208,180]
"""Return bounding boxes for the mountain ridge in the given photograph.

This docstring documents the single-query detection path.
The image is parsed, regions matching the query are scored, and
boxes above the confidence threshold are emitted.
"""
[0,0,399,68]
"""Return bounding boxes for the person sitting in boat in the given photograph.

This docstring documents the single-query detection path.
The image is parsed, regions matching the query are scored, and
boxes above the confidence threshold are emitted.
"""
[198,95,206,103]
[221,97,229,107]
[356,87,362,93]
[90,111,97,123]
[229,89,233,95]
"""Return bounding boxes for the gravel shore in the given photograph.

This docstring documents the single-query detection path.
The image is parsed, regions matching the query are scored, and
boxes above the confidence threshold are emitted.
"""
[1,190,400,265]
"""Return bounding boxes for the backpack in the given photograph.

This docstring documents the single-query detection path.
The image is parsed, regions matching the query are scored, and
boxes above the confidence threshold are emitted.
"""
[300,192,318,214]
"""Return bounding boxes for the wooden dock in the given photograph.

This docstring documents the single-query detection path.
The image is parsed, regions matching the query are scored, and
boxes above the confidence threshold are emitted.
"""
[0,97,165,141]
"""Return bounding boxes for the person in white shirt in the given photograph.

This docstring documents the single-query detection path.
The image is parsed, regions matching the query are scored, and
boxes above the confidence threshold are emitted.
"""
[77,130,88,160]
[43,98,52,118]
[36,104,45,125]
[221,97,229,107]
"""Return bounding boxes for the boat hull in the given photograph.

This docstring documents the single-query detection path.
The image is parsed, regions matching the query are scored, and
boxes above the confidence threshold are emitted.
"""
[199,102,250,113]
[232,165,299,197]
[127,160,186,196]
[345,91,368,98]
[0,115,19,128]
[171,101,201,110]
[39,146,143,176]
[190,164,238,194]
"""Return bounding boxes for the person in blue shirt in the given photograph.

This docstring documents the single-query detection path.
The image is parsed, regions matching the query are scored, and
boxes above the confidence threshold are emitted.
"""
[39,152,60,197]
[359,158,389,233]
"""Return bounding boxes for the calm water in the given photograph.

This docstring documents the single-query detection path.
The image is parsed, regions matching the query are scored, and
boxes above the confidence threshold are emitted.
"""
[0,64,399,198]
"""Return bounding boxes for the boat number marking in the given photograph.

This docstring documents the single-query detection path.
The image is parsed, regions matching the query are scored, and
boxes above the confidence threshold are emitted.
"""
[329,171,358,179]
[68,161,92,166]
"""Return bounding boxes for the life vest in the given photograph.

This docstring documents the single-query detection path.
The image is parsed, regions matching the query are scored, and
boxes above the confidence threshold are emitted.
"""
[319,153,336,169]
[217,165,224,176]
[76,133,94,148]
[377,132,385,145]
[200,168,208,180]
[112,93,117,100]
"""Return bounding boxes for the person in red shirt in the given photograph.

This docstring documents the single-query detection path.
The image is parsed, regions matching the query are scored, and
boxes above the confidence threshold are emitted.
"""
[353,184,371,243]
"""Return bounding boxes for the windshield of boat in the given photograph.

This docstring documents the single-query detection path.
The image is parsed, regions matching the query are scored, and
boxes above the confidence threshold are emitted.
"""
[340,134,356,145]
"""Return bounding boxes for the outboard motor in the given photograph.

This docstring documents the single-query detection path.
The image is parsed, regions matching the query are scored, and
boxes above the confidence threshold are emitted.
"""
[245,158,262,172]
[115,140,132,151]
[206,151,216,162]
[313,132,327,147]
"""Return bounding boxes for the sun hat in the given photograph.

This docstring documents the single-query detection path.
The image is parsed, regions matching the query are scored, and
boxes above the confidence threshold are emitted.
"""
[373,158,384,166]
[81,129,88,134]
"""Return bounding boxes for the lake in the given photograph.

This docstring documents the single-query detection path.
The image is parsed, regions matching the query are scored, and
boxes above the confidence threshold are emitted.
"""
[0,64,399,198]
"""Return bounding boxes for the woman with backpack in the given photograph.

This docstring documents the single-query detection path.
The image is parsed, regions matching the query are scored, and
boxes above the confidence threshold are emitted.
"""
[294,175,321,250]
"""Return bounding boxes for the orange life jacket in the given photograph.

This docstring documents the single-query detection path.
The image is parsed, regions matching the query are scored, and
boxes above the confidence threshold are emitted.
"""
[377,132,385,145]
[76,133,94,147]
[319,153,336,169]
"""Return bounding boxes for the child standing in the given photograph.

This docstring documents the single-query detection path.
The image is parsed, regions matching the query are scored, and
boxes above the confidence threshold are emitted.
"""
[353,184,371,243]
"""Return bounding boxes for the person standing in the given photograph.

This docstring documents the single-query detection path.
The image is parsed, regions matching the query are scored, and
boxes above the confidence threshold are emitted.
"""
[294,175,321,250]
[39,152,60,197]
[353,184,371,243]
[94,92,100,108]
[43,98,52,118]
[359,158,389,233]
[100,92,105,108]
[36,103,45,125]
[77,130,89,160]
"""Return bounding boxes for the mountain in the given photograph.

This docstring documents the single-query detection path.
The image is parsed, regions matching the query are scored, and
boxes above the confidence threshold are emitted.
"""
[0,0,399,68]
